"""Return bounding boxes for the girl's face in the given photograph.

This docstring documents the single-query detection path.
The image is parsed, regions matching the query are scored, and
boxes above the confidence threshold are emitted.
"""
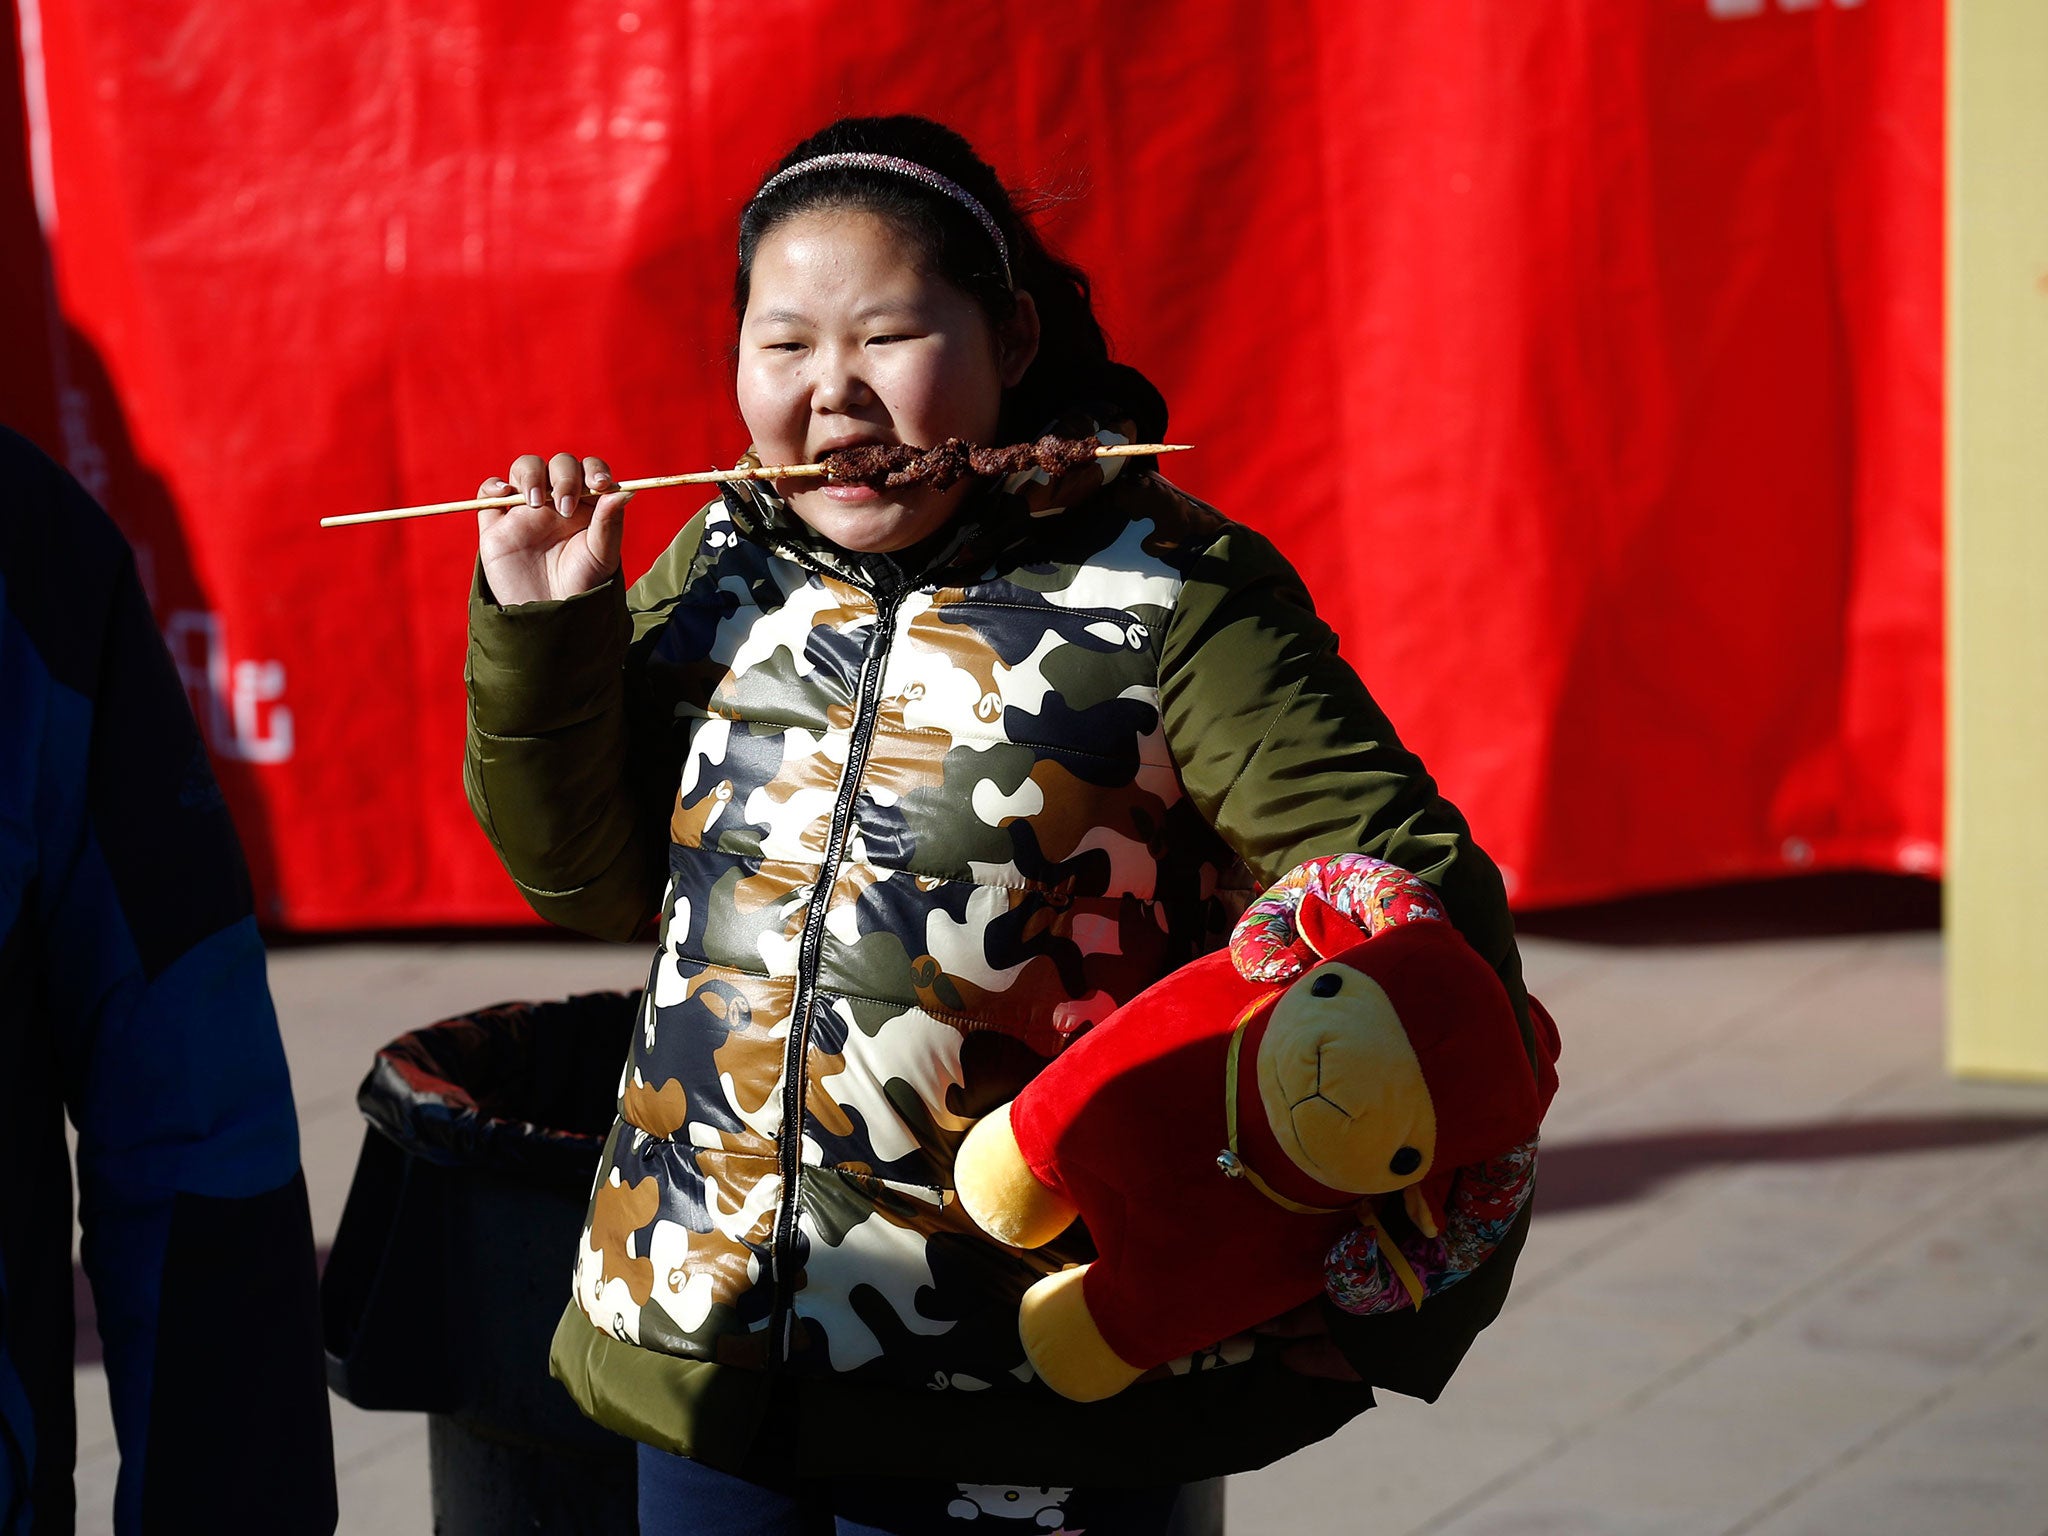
[737,208,1038,553]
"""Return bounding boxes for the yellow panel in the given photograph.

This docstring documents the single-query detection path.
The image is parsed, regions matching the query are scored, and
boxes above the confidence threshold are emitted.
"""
[1947,0,2048,1080]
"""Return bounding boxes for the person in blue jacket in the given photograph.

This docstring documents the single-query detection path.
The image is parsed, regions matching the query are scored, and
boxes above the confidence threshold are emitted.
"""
[0,427,336,1534]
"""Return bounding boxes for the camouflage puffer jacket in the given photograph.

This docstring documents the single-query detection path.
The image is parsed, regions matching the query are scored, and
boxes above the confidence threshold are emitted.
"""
[465,437,1536,1482]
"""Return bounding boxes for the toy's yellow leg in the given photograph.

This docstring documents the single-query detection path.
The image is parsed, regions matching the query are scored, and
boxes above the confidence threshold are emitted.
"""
[1018,1264,1144,1402]
[954,1102,1079,1249]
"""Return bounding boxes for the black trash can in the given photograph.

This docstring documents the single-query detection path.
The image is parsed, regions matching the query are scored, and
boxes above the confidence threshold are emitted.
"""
[321,990,640,1534]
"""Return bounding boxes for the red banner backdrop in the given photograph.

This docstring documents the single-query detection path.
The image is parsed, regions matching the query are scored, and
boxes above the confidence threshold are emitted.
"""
[4,0,1940,927]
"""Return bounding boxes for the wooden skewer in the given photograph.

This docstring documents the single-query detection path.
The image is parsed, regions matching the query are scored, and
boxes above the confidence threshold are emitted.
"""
[319,443,1192,527]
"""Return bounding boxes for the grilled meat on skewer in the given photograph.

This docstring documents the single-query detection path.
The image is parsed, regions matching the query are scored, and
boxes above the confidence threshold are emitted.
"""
[819,435,1109,491]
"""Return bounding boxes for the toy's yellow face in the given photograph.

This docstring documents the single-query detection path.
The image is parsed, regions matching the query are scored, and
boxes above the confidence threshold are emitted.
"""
[1255,961,1437,1195]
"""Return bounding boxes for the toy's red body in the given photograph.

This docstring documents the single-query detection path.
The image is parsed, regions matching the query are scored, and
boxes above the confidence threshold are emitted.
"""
[1005,920,1545,1374]
[1008,949,1346,1369]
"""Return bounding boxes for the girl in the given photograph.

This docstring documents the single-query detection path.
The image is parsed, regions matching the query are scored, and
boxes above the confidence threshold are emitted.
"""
[465,115,1535,1535]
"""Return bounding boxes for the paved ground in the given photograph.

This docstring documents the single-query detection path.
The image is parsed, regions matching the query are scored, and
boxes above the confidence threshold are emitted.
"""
[68,914,2048,1534]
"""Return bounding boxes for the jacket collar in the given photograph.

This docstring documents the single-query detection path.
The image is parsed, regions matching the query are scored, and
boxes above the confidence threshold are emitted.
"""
[718,409,1139,592]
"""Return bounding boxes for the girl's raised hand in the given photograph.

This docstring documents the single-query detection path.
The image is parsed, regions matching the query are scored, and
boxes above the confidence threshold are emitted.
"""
[478,451,634,606]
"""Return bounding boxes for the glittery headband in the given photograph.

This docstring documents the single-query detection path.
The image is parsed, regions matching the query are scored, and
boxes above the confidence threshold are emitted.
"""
[750,152,1014,288]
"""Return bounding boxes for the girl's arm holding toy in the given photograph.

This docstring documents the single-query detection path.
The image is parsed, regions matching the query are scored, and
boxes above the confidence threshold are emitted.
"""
[1158,520,1534,1061]
[1158,519,1543,1399]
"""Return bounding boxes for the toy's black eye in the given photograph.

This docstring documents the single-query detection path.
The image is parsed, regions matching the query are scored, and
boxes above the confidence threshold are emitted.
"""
[1311,973,1342,998]
[1390,1146,1422,1175]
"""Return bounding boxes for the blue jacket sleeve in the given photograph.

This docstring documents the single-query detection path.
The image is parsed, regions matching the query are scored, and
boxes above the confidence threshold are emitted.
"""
[0,430,336,1534]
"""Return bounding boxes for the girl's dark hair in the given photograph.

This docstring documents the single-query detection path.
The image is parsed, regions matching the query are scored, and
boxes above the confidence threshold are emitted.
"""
[735,116,1167,444]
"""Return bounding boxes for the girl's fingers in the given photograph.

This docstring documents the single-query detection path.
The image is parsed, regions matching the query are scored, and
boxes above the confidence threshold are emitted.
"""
[476,477,517,537]
[586,490,633,571]
[497,450,615,522]
[1251,1301,1326,1339]
[1251,1298,1363,1379]
[1281,1339,1362,1382]
[509,454,548,507]
[548,451,585,517]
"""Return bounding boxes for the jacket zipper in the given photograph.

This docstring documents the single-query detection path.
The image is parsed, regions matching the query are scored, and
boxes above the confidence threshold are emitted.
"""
[769,578,904,1364]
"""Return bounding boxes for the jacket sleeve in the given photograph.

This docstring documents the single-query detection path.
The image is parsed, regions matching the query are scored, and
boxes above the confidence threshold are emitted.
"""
[4,432,336,1533]
[463,516,708,941]
[1158,518,1535,1399]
